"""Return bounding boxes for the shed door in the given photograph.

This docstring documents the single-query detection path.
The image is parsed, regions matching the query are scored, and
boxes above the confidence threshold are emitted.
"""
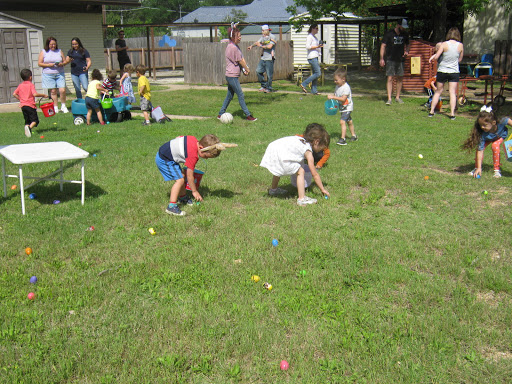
[0,29,29,104]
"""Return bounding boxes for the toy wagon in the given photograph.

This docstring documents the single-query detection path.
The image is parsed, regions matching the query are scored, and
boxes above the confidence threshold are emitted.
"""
[71,96,132,125]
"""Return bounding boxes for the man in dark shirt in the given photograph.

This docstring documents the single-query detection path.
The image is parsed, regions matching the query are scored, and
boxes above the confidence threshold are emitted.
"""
[379,19,410,105]
[115,30,131,74]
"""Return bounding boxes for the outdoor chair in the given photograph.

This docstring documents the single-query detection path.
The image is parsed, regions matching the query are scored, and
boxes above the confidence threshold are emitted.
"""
[473,53,493,78]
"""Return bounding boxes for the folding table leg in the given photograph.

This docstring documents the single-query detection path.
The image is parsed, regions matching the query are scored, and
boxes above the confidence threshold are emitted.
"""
[59,160,64,192]
[2,156,6,198]
[19,165,25,215]
[81,159,85,205]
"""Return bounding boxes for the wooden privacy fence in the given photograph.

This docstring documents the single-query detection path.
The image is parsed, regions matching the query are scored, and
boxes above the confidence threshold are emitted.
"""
[183,41,294,85]
[105,47,183,71]
[493,40,512,76]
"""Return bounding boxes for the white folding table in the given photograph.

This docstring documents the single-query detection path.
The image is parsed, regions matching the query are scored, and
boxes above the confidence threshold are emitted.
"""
[0,141,89,215]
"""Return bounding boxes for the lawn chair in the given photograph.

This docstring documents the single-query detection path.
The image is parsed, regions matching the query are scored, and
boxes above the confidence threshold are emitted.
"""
[474,54,493,78]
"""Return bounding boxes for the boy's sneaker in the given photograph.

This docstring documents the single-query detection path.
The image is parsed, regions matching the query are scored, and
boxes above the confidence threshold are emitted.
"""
[60,105,69,114]
[246,115,257,121]
[385,99,392,105]
[468,168,477,176]
[449,115,456,120]
[54,106,59,114]
[428,113,435,117]
[350,135,358,142]
[166,205,186,216]
[395,98,404,104]
[297,196,317,206]
[258,87,265,92]
[494,169,502,178]
[24,125,31,138]
[178,195,194,205]
[336,138,347,146]
[142,121,151,126]
[268,187,288,196]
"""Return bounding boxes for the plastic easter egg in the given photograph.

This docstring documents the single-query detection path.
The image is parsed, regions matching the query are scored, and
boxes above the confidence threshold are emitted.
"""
[263,282,273,291]
[418,154,423,159]
[148,228,156,235]
[27,292,35,300]
[29,193,37,199]
[53,200,60,204]
[30,276,37,284]
[11,185,17,190]
[251,275,260,283]
[476,174,481,179]
[280,360,289,371]
[272,239,278,247]
[25,247,32,255]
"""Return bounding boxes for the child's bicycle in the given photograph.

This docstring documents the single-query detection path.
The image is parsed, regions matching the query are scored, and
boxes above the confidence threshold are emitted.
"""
[71,96,132,125]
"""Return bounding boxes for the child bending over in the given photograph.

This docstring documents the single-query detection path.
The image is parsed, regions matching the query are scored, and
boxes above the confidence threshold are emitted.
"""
[102,69,118,97]
[260,123,330,205]
[328,68,357,146]
[156,135,222,216]
[13,68,50,138]
[462,105,512,178]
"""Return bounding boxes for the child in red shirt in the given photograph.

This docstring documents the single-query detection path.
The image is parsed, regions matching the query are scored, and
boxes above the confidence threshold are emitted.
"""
[13,69,50,138]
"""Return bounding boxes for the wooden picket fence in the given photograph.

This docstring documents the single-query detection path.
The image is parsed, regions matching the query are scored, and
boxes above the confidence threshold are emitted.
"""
[183,41,294,85]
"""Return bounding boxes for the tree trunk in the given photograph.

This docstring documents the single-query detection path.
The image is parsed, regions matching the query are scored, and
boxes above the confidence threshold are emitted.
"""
[432,0,448,42]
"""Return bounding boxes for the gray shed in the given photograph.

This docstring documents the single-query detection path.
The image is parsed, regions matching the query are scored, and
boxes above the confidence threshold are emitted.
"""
[0,12,43,104]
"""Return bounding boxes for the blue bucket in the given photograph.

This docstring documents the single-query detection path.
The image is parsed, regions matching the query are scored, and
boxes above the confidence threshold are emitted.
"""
[324,99,339,115]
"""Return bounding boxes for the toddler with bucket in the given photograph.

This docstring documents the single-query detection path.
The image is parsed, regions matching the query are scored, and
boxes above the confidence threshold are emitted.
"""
[13,69,51,138]
[156,135,237,216]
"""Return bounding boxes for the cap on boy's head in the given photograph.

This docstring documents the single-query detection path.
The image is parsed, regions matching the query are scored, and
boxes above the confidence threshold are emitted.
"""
[401,19,409,29]
[261,25,270,31]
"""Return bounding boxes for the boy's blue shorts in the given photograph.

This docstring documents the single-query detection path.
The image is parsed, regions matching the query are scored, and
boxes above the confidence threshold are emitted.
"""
[85,96,101,110]
[155,152,183,181]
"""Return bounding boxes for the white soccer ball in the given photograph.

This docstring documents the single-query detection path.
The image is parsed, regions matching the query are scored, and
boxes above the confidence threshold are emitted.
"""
[220,113,233,124]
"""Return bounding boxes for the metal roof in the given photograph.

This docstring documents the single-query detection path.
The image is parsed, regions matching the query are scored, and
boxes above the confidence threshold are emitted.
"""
[175,0,305,24]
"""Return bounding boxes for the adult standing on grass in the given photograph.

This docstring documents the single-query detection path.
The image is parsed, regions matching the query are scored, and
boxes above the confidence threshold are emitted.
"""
[65,37,91,99]
[379,19,410,105]
[38,36,69,114]
[248,24,276,93]
[299,24,323,95]
[218,23,257,122]
[428,27,464,120]
[115,30,131,74]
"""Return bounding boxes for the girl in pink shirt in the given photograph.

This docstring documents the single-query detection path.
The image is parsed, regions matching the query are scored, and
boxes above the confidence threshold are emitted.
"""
[217,23,257,122]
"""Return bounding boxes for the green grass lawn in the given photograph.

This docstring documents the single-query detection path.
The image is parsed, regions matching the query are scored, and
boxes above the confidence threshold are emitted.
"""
[1,84,512,383]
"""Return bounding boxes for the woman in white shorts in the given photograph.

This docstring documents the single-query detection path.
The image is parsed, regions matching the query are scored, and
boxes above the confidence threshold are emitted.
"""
[38,36,68,113]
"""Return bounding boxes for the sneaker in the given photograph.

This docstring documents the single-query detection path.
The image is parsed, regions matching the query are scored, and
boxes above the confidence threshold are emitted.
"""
[268,187,288,196]
[217,115,222,120]
[246,115,257,121]
[142,121,151,126]
[395,98,404,104]
[299,84,308,94]
[100,122,106,125]
[24,125,31,138]
[297,196,317,206]
[449,115,456,120]
[54,106,60,114]
[385,99,392,105]
[60,105,69,114]
[263,88,271,93]
[428,113,435,118]
[349,135,358,142]
[178,195,194,205]
[494,169,502,178]
[166,205,186,216]
[468,168,477,176]
[258,87,265,92]
[336,138,347,146]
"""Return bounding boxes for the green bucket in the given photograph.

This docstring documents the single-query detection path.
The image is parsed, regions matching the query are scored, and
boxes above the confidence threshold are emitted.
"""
[101,96,113,109]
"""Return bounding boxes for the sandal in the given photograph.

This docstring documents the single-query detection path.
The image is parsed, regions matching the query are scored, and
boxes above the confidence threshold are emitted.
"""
[299,84,307,94]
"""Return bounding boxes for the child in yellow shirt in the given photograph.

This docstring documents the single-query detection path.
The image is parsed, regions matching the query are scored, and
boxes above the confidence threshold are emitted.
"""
[136,64,152,126]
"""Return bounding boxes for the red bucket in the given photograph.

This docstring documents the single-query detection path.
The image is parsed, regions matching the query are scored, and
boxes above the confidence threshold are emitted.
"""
[184,169,205,191]
[39,98,55,117]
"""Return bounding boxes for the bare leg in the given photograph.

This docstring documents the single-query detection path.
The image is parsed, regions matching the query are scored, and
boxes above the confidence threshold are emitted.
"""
[448,82,458,116]
[395,76,404,99]
[95,108,104,124]
[340,120,347,139]
[170,178,186,203]
[59,87,67,105]
[430,82,444,114]
[296,167,305,199]
[386,76,393,101]
[50,88,58,107]
[86,109,93,125]
[271,175,280,189]
[348,120,356,137]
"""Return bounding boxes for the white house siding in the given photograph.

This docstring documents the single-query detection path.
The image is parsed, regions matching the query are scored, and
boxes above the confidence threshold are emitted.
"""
[464,0,512,55]
[5,11,105,92]
[291,23,371,66]
[0,15,43,92]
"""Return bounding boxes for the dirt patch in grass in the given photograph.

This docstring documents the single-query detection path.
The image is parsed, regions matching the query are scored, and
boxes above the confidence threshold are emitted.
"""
[475,290,508,308]
[482,347,512,362]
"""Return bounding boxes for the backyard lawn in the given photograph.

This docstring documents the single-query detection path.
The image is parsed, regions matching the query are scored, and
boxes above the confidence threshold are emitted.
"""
[1,79,512,383]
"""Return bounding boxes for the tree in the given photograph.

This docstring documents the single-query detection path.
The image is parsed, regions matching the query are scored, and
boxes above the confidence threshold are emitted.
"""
[287,0,512,42]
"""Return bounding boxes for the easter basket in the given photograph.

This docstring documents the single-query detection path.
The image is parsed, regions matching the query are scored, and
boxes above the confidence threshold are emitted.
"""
[504,133,512,162]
